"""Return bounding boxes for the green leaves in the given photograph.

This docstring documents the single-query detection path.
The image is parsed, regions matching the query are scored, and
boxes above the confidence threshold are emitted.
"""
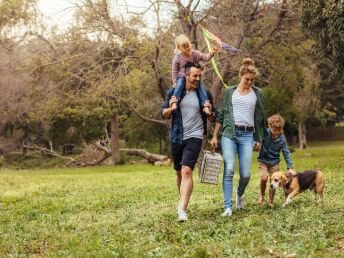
[301,0,344,77]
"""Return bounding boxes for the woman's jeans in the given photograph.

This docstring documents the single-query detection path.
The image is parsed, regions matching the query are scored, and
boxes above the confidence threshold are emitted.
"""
[173,77,208,107]
[221,128,254,209]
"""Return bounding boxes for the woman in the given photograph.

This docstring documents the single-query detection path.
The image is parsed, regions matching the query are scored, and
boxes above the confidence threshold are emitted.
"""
[210,58,266,217]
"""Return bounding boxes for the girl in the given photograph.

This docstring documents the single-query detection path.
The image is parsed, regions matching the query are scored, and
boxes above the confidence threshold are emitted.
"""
[172,34,218,114]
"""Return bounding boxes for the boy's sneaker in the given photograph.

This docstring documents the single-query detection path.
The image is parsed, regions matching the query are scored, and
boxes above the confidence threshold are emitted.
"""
[236,192,244,209]
[222,208,232,217]
[177,202,182,214]
[178,211,188,222]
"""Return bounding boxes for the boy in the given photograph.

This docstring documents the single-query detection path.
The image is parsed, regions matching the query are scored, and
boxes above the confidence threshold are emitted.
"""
[257,114,296,206]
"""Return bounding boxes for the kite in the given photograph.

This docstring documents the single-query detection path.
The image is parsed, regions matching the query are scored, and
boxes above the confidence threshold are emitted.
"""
[199,24,242,88]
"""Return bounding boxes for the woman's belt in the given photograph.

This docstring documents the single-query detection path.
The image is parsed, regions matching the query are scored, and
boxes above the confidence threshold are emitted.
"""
[235,125,254,131]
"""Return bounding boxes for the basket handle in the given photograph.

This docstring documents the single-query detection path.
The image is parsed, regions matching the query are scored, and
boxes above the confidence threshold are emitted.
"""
[211,147,216,155]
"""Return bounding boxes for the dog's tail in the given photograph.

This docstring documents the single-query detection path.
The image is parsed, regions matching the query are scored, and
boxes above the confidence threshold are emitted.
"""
[315,168,325,188]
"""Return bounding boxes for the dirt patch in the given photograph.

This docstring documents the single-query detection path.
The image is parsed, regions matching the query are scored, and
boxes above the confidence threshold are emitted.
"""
[235,215,248,220]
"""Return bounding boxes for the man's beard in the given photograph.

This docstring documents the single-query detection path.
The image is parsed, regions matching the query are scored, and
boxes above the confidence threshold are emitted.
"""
[190,80,200,89]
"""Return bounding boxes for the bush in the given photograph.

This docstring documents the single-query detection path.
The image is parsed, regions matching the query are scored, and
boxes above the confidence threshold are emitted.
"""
[118,152,128,165]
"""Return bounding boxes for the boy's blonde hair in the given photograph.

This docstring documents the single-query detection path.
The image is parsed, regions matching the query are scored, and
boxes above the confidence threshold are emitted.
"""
[268,114,285,130]
[175,34,191,53]
[239,58,259,76]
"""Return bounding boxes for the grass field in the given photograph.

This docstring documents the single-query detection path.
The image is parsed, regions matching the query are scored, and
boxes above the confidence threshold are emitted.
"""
[0,142,344,257]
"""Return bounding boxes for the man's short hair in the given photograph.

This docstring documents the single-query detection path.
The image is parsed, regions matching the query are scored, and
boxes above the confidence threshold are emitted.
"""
[268,114,285,129]
[185,62,201,75]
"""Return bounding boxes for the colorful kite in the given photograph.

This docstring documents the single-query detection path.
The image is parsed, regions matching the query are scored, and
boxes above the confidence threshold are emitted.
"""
[199,24,242,88]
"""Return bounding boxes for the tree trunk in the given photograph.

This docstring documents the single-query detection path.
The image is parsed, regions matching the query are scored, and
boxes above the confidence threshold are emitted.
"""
[298,120,307,150]
[111,112,120,164]
[159,137,162,155]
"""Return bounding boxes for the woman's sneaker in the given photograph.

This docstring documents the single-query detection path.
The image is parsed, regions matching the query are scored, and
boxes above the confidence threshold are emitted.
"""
[222,208,232,217]
[178,211,188,222]
[236,192,244,209]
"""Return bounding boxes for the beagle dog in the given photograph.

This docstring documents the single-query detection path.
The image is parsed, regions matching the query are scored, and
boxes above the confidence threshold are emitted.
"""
[270,169,325,207]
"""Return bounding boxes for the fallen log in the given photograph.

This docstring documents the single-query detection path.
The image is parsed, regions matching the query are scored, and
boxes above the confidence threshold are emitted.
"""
[93,142,170,165]
[23,143,171,167]
[120,149,171,165]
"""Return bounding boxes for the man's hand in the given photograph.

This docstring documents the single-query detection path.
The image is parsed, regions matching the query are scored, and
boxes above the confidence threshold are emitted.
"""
[253,142,261,152]
[288,168,297,176]
[210,136,218,149]
[204,100,212,112]
[169,96,178,111]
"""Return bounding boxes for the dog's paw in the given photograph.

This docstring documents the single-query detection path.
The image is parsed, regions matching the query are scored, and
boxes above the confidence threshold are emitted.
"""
[282,196,291,207]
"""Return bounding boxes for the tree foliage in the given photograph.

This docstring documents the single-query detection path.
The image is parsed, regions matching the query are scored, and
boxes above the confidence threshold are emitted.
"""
[301,0,344,77]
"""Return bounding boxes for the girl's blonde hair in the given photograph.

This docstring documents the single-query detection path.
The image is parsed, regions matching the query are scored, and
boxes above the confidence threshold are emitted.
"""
[239,58,259,76]
[175,34,191,53]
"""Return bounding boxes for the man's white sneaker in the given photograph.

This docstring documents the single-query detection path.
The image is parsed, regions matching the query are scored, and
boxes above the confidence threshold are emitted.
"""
[222,208,232,217]
[178,211,188,222]
[236,192,244,209]
[177,202,182,214]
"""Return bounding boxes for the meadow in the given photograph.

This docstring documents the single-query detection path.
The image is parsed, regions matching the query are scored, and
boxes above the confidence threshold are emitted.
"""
[0,141,343,257]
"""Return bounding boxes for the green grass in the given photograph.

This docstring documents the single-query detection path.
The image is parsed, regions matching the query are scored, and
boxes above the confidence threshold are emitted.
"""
[1,142,344,256]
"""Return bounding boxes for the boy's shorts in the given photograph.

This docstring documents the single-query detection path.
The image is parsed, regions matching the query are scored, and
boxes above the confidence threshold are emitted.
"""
[258,161,280,177]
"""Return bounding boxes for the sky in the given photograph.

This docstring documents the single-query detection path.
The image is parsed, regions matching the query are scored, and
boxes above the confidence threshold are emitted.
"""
[38,0,76,30]
[37,0,209,32]
[37,0,165,31]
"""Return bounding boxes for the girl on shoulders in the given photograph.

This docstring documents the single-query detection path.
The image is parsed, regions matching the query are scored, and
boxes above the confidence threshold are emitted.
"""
[172,34,218,115]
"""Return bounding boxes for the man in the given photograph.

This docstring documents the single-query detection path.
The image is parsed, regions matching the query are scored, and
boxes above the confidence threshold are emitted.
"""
[160,62,217,222]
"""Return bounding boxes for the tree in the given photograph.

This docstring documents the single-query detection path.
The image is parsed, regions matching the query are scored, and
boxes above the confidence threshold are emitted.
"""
[0,0,45,156]
[300,0,344,78]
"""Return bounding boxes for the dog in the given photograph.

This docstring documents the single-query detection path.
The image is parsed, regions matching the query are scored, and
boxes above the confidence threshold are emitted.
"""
[270,169,325,207]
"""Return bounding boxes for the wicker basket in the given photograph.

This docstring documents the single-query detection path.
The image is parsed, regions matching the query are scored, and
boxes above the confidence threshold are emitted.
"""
[198,150,223,185]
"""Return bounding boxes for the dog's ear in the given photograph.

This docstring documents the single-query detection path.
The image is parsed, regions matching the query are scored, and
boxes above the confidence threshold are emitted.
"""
[281,173,288,187]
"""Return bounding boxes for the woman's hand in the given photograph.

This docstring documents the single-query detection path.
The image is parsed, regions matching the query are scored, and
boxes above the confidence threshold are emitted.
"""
[210,135,218,149]
[253,142,261,152]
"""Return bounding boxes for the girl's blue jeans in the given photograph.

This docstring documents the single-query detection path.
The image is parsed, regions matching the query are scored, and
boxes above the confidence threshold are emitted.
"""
[221,129,254,209]
[173,77,208,108]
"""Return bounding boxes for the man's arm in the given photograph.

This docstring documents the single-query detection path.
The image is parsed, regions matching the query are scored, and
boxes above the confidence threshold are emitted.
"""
[160,87,175,119]
[161,96,178,119]
[203,100,216,122]
[205,90,218,122]
[207,112,216,122]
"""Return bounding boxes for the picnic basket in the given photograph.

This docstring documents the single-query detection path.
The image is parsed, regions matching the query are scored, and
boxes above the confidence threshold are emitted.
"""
[198,149,223,185]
